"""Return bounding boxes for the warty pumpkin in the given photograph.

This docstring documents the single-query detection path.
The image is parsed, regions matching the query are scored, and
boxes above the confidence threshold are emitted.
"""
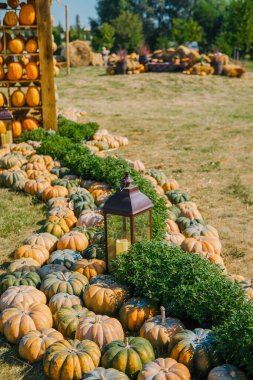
[57,231,89,252]
[12,120,22,138]
[137,358,191,380]
[15,244,50,265]
[22,117,39,131]
[48,249,82,270]
[0,285,46,311]
[19,328,63,362]
[9,37,25,54]
[42,185,68,201]
[25,61,39,80]
[26,86,40,107]
[0,302,53,343]
[72,258,106,281]
[41,271,89,299]
[19,4,36,25]
[7,62,23,81]
[207,364,249,380]
[55,304,95,338]
[119,297,159,332]
[25,232,58,253]
[101,337,155,378]
[43,339,101,380]
[140,307,185,354]
[76,314,124,349]
[83,368,129,380]
[8,258,40,274]
[4,11,19,26]
[42,216,70,238]
[49,292,83,316]
[25,37,38,53]
[168,328,221,377]
[0,271,41,295]
[83,275,131,316]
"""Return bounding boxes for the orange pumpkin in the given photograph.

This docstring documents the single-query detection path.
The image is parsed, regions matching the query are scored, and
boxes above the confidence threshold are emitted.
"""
[26,61,39,80]
[42,185,69,201]
[137,358,191,380]
[9,37,25,54]
[26,86,40,107]
[0,64,5,80]
[25,37,38,53]
[19,4,36,25]
[11,89,26,107]
[72,259,106,281]
[166,219,180,234]
[57,231,89,252]
[181,236,222,256]
[4,11,19,26]
[0,121,7,134]
[0,286,46,311]
[163,178,180,192]
[7,0,20,9]
[7,62,23,81]
[22,117,39,131]
[15,244,50,265]
[12,120,22,138]
[0,92,7,107]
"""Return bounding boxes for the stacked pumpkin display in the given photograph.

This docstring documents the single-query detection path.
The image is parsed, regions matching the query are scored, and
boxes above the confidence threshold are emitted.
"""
[85,129,129,153]
[0,1,41,138]
[0,142,250,380]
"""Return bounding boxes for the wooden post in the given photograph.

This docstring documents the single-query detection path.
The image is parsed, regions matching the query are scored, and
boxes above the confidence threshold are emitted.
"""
[35,0,57,131]
[66,2,70,75]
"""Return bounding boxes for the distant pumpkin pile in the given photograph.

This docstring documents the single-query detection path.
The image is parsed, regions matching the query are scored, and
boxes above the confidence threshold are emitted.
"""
[0,141,251,380]
[85,128,129,153]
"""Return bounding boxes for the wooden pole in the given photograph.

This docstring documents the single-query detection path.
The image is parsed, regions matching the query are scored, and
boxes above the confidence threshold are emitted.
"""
[66,2,70,75]
[35,0,57,131]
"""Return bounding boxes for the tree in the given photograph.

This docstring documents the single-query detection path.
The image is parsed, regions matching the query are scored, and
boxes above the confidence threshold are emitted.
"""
[91,22,116,51]
[96,0,131,23]
[171,18,204,45]
[112,11,144,51]
[53,22,64,48]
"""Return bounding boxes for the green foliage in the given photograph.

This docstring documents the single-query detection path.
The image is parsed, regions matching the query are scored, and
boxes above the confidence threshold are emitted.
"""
[37,135,167,241]
[113,241,248,326]
[171,18,204,45]
[92,22,116,50]
[214,302,253,374]
[18,128,48,142]
[58,117,99,142]
[96,0,130,23]
[112,11,144,51]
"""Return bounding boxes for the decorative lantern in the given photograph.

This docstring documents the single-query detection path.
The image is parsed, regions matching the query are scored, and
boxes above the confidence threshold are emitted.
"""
[103,172,153,272]
[0,107,13,146]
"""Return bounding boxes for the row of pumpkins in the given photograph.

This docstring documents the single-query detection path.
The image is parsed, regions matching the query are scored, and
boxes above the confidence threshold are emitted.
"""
[0,59,40,81]
[3,2,37,26]
[85,129,129,152]
[0,35,38,54]
[0,85,40,107]
[0,117,40,138]
[0,141,250,380]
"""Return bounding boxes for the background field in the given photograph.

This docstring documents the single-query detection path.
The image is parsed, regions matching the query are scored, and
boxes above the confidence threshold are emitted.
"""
[0,66,253,379]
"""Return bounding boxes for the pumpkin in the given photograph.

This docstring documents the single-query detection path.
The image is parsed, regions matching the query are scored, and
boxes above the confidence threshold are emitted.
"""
[7,62,23,81]
[26,169,48,179]
[166,190,190,204]
[12,120,22,138]
[7,0,20,9]
[47,197,69,209]
[77,211,104,228]
[49,292,83,315]
[83,275,130,316]
[0,285,46,311]
[0,121,7,134]
[25,232,58,253]
[76,314,124,349]
[26,86,40,106]
[52,178,80,191]
[101,337,155,378]
[48,249,83,270]
[47,207,75,218]
[140,307,185,353]
[0,92,7,107]
[42,185,68,201]
[42,216,70,238]
[0,65,5,80]
[55,304,95,338]
[207,364,249,380]
[51,166,71,178]
[24,179,50,195]
[119,297,159,332]
[26,161,47,171]
[0,153,27,170]
[83,368,129,380]
[13,180,30,192]
[0,271,41,295]
[49,212,77,229]
[57,231,89,252]
[137,358,191,380]
[15,244,50,265]
[9,37,25,54]
[41,271,88,299]
[165,232,185,246]
[163,178,180,192]
[8,258,40,273]
[4,11,19,26]
[83,244,105,261]
[0,303,53,343]
[25,37,38,53]
[26,61,39,80]
[43,339,101,380]
[177,202,203,220]
[20,56,30,66]
[37,264,68,280]
[183,223,219,238]
[72,259,106,281]
[176,217,204,232]
[0,169,27,187]
[181,236,222,255]
[19,328,63,362]
[166,219,180,234]
[19,4,36,25]
[22,117,39,131]
[168,328,221,377]
[11,89,26,107]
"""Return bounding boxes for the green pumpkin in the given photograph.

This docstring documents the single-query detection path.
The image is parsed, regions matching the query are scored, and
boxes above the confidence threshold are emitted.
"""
[54,304,95,338]
[41,218,70,238]
[52,178,80,191]
[183,223,219,238]
[83,368,129,380]
[168,328,221,377]
[101,337,155,379]
[51,166,71,178]
[48,250,83,270]
[83,244,105,260]
[176,217,204,232]
[12,178,27,192]
[41,271,89,299]
[0,170,27,188]
[0,271,41,294]
[74,200,95,217]
[91,230,105,245]
[37,264,68,279]
[148,169,167,186]
[0,153,27,169]
[166,190,190,204]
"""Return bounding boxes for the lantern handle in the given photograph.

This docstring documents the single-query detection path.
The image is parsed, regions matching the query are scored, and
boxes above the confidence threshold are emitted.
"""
[119,172,134,191]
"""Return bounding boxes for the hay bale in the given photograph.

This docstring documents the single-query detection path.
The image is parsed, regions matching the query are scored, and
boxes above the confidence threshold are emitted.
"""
[63,40,92,67]
[90,53,103,66]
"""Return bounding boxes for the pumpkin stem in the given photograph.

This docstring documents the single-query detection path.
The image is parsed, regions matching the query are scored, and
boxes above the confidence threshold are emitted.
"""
[124,337,129,347]
[161,306,166,325]
[61,273,67,281]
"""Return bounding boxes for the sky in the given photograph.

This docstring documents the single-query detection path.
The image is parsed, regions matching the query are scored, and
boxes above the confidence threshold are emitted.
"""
[51,0,97,28]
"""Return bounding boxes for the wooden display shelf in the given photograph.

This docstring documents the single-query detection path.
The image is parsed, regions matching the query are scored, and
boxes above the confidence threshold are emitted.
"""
[0,25,38,30]
[0,79,41,83]
[0,53,39,56]
[7,106,42,110]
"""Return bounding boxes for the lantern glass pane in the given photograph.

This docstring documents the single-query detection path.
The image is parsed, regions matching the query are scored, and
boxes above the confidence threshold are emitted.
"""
[134,211,150,242]
[107,214,131,271]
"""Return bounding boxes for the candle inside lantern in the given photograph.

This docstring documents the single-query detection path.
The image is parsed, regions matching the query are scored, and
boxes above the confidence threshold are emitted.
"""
[116,239,129,255]
[1,133,6,147]
[6,130,13,144]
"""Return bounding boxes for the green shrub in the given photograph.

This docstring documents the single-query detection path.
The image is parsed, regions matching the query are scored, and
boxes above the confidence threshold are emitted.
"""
[58,116,99,142]
[18,128,48,142]
[113,241,247,326]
